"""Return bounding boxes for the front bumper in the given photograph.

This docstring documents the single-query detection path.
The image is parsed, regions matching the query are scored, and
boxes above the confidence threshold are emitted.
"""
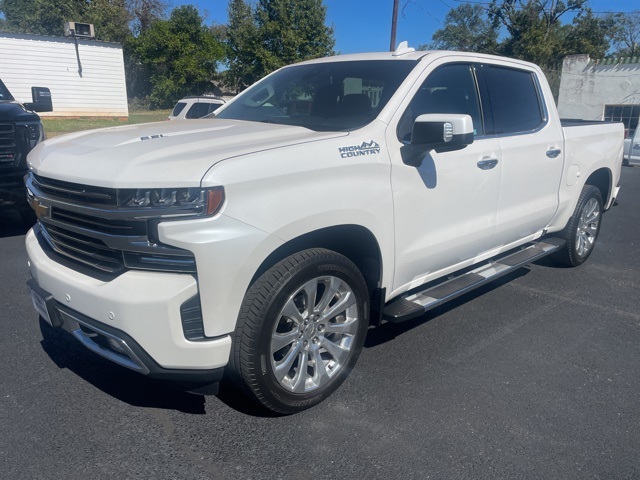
[25,228,232,381]
[0,173,27,206]
[27,278,224,391]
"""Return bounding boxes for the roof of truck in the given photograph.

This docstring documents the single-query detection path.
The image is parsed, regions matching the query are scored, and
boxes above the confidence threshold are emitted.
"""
[294,47,539,72]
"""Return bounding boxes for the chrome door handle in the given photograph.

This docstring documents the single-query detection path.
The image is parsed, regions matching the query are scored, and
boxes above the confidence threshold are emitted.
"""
[477,158,498,170]
[546,148,562,158]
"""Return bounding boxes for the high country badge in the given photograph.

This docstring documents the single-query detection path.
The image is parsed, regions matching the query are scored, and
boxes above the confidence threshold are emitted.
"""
[338,140,381,158]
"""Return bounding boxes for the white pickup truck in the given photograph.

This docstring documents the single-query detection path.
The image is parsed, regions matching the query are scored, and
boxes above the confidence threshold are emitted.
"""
[25,46,623,413]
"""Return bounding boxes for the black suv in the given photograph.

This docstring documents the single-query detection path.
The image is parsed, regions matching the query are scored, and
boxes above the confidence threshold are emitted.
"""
[0,79,52,226]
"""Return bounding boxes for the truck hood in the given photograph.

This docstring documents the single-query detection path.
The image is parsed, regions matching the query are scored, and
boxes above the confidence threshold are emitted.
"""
[28,119,348,188]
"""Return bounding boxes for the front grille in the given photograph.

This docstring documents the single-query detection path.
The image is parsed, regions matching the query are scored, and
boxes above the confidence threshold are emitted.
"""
[0,123,17,166]
[33,174,116,205]
[29,173,197,275]
[40,223,126,273]
[50,206,147,236]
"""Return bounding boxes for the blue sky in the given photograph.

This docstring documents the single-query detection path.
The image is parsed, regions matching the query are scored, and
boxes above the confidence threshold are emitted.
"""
[174,0,638,54]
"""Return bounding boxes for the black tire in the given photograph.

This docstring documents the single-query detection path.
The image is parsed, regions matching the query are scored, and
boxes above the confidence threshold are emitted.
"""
[622,157,629,167]
[551,185,603,267]
[229,248,369,414]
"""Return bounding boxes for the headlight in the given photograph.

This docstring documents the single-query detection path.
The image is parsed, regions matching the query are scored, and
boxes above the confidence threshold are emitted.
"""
[117,186,225,217]
[17,121,44,151]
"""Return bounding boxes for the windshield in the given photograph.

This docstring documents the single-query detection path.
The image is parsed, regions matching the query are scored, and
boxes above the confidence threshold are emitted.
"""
[216,60,419,131]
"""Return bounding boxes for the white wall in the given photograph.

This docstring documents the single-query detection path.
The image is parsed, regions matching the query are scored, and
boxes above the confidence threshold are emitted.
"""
[0,33,128,117]
[558,54,640,120]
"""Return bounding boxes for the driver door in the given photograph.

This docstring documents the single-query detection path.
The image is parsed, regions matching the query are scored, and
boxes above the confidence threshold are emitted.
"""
[388,62,502,293]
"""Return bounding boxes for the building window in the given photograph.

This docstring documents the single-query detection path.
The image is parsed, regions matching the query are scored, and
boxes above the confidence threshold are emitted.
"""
[604,105,640,137]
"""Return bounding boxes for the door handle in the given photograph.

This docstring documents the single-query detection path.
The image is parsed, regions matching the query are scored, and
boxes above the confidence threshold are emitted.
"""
[477,158,498,170]
[546,148,562,158]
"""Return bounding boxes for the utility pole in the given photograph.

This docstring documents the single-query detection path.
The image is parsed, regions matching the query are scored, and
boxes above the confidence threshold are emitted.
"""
[390,0,399,51]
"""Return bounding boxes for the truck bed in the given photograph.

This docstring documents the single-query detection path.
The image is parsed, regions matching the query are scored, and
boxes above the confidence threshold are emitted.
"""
[561,118,620,128]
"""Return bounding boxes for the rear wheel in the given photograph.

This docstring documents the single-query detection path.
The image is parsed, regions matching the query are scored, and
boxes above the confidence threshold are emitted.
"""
[551,185,603,267]
[229,249,369,414]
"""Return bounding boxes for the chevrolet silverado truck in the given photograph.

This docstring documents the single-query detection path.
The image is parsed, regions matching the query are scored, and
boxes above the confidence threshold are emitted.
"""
[0,79,52,226]
[24,46,623,414]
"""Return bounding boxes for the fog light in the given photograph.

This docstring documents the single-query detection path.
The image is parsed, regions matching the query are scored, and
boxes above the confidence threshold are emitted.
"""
[108,337,127,355]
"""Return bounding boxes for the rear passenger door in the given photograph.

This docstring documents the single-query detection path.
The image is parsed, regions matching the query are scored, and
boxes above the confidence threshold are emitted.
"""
[478,63,564,246]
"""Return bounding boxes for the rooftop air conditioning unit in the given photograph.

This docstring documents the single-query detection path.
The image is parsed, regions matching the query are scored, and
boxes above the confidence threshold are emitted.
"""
[64,22,95,39]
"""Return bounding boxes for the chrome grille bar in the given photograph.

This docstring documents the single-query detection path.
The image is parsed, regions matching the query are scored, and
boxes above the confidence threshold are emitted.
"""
[28,173,197,275]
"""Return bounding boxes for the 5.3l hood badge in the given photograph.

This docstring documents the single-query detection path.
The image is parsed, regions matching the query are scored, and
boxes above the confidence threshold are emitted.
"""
[338,140,380,158]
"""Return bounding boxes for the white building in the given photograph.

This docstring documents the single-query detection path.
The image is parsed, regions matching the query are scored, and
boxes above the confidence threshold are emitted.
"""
[558,54,640,136]
[0,32,128,118]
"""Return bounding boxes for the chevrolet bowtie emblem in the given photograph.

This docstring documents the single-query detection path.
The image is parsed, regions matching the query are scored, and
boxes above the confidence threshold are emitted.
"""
[28,196,50,220]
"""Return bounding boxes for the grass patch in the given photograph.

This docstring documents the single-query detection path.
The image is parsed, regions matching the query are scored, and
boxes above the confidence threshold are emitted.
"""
[43,110,171,137]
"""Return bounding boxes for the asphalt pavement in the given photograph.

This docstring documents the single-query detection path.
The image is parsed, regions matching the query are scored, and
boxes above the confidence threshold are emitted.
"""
[1,167,639,479]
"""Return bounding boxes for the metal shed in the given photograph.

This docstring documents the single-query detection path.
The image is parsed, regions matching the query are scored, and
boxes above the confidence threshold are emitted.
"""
[0,32,128,118]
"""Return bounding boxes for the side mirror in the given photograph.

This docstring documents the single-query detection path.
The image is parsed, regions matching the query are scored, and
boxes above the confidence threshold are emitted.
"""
[409,114,474,152]
[24,87,53,113]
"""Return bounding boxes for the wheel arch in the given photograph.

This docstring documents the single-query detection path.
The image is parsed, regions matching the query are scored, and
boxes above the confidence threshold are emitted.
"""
[250,224,384,298]
[584,167,611,207]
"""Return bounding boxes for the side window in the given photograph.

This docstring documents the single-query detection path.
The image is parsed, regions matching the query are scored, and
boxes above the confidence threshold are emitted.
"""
[186,102,211,119]
[398,63,483,142]
[604,104,640,138]
[171,102,187,117]
[208,103,223,114]
[483,66,544,134]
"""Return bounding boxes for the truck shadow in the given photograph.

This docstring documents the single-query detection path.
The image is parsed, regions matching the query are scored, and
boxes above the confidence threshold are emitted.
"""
[364,268,530,348]
[37,268,532,417]
[38,318,207,414]
[0,208,34,238]
[38,317,278,417]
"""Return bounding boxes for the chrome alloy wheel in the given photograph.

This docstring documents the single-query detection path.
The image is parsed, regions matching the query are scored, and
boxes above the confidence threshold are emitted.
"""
[575,197,600,257]
[270,275,359,393]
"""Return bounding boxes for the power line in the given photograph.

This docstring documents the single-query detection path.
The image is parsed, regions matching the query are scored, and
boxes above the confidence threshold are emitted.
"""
[401,0,442,23]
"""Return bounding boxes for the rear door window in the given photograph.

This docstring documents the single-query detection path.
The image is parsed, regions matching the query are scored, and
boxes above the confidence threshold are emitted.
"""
[172,102,187,117]
[186,102,213,119]
[482,65,544,134]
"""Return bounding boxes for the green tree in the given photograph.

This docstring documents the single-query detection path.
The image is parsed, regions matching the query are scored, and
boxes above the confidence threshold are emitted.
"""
[124,0,167,103]
[611,10,640,58]
[254,0,335,76]
[128,0,167,34]
[0,0,130,43]
[225,0,334,92]
[0,0,82,36]
[130,5,224,108]
[226,0,258,92]
[561,10,616,60]
[85,0,131,44]
[427,3,498,53]
[487,0,597,67]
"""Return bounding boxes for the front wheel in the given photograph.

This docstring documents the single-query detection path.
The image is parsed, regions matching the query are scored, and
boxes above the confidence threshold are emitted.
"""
[551,185,603,267]
[229,249,370,414]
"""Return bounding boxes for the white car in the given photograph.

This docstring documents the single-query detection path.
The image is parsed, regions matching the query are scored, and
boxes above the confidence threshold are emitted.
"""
[167,96,225,120]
